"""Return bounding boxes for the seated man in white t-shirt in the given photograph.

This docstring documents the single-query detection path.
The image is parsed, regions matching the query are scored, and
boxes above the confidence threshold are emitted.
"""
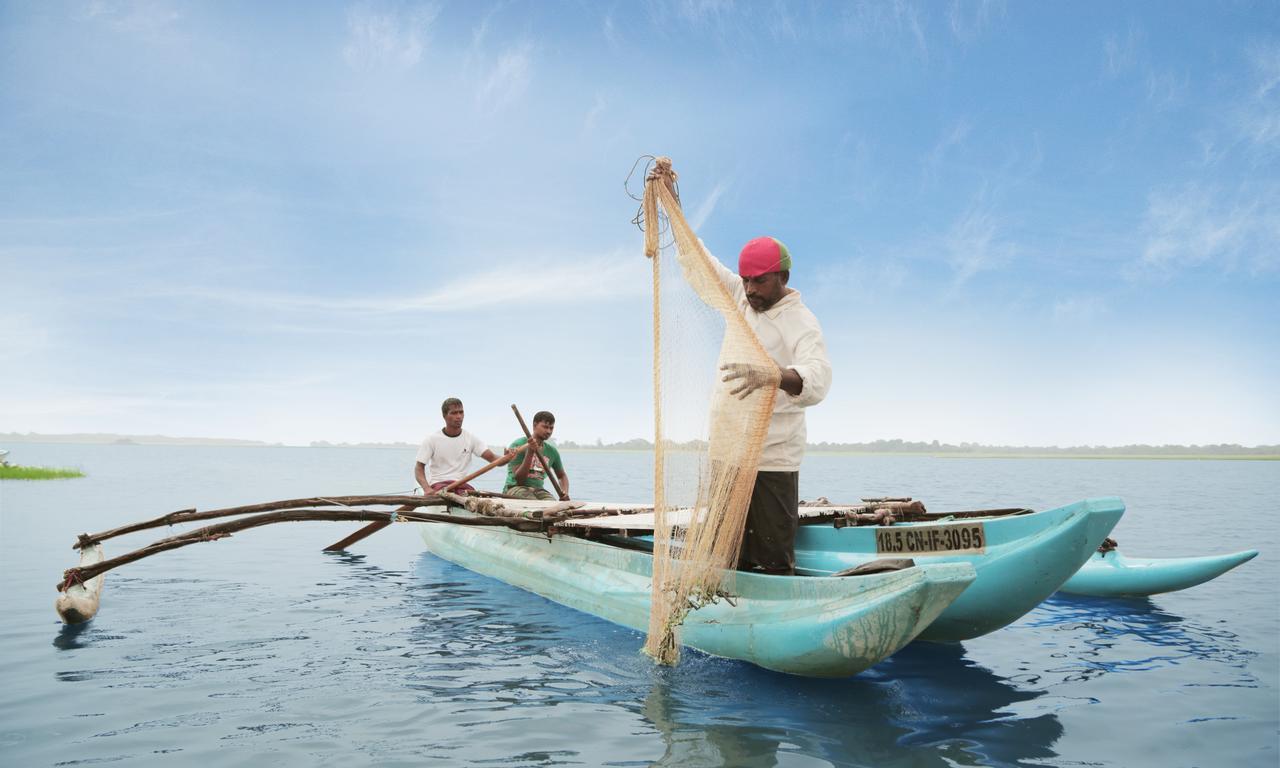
[415,397,512,494]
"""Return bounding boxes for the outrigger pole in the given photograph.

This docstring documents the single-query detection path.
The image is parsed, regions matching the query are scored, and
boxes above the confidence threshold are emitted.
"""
[321,453,512,551]
[55,488,632,625]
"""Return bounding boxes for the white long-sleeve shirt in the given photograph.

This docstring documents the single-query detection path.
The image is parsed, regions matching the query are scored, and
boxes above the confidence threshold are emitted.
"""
[708,256,832,471]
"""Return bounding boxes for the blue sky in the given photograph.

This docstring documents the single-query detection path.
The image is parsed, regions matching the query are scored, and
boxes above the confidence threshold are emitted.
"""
[2,1,1277,447]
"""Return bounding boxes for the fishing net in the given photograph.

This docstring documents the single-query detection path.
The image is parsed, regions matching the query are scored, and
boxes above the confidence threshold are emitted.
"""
[640,157,779,665]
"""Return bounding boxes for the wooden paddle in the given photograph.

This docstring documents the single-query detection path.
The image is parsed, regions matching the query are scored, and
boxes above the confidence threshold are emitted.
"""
[511,404,568,501]
[321,452,510,551]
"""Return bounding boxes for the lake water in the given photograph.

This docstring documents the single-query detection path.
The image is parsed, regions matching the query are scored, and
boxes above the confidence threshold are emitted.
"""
[1,444,1276,767]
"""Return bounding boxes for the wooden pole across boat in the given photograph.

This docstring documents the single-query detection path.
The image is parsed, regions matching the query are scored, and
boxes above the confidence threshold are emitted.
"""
[58,505,539,613]
[511,404,568,501]
[78,495,435,549]
[321,453,511,552]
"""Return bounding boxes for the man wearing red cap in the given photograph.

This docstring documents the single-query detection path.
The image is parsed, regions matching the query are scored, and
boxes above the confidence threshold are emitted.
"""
[716,236,832,574]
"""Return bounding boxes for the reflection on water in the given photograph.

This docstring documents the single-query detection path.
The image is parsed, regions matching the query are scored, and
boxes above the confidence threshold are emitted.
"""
[871,644,1064,767]
[1026,594,1255,681]
[52,621,93,651]
[403,551,1064,768]
[636,641,1064,768]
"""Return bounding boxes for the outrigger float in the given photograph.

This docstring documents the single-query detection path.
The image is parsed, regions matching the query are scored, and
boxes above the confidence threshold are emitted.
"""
[1058,545,1259,598]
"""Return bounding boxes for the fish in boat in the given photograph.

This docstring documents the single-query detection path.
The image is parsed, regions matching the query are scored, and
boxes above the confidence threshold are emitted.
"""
[1057,548,1258,597]
[417,507,976,678]
[789,497,1126,643]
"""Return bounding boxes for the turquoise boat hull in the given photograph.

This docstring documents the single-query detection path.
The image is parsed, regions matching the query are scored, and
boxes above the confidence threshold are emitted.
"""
[794,497,1125,643]
[418,521,976,678]
[1058,549,1259,597]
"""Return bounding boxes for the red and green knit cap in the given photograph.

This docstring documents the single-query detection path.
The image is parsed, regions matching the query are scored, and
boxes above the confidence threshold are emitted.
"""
[738,236,792,277]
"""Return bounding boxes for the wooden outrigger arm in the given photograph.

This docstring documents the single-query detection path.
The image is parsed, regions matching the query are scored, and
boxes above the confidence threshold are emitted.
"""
[322,452,511,551]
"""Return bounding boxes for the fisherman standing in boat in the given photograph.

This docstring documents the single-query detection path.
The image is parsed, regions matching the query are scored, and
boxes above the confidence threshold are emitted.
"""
[713,236,832,575]
[415,397,513,494]
[503,411,571,501]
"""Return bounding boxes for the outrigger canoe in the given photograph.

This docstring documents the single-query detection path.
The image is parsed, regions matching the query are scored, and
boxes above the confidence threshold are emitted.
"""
[418,507,976,678]
[560,496,1125,644]
[1058,548,1258,597]
[791,497,1126,642]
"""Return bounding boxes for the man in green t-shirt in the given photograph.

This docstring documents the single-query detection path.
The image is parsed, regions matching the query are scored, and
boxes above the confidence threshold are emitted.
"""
[503,410,570,501]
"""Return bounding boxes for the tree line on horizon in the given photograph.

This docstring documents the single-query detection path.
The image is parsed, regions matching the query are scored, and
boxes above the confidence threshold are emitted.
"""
[556,437,1280,455]
[3,432,1276,454]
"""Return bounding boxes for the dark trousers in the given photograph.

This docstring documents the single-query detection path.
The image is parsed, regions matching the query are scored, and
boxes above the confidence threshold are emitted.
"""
[738,470,799,575]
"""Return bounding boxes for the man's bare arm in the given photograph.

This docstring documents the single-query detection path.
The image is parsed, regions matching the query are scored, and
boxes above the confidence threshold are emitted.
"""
[481,447,517,464]
[513,442,538,483]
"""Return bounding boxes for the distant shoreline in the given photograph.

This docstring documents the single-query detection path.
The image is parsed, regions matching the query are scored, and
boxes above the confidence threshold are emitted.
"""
[556,449,1280,460]
[3,432,1277,459]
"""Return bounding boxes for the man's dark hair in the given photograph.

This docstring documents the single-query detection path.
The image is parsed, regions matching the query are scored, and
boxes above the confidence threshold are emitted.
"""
[532,410,555,425]
[441,397,463,416]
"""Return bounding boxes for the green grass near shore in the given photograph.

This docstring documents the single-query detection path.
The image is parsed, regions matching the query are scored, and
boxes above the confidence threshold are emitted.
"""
[0,464,85,479]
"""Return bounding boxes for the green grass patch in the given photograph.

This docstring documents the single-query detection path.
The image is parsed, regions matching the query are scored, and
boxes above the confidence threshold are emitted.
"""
[0,464,85,479]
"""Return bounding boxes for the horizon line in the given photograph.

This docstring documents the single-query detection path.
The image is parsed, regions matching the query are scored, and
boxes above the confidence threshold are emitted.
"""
[3,431,1277,452]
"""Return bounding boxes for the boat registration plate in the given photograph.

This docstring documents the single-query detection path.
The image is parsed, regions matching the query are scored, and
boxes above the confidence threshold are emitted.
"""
[875,523,986,556]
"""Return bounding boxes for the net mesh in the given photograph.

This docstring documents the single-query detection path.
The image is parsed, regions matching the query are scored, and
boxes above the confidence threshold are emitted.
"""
[640,158,779,665]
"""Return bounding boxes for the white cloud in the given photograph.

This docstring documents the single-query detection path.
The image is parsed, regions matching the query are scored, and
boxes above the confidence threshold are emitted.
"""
[0,392,207,421]
[945,203,1014,284]
[76,0,182,40]
[1251,42,1280,100]
[814,255,909,303]
[342,3,439,72]
[921,118,972,187]
[948,0,1004,43]
[1051,296,1107,324]
[583,94,607,137]
[165,253,647,316]
[477,43,533,111]
[1099,25,1185,110]
[1102,25,1140,76]
[689,183,727,230]
[772,2,799,42]
[1145,68,1188,110]
[602,13,623,49]
[0,313,52,362]
[1234,42,1280,150]
[675,0,735,22]
[1137,184,1280,276]
[833,1,930,61]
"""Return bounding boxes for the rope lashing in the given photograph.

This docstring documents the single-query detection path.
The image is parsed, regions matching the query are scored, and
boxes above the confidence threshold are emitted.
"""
[58,569,86,593]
